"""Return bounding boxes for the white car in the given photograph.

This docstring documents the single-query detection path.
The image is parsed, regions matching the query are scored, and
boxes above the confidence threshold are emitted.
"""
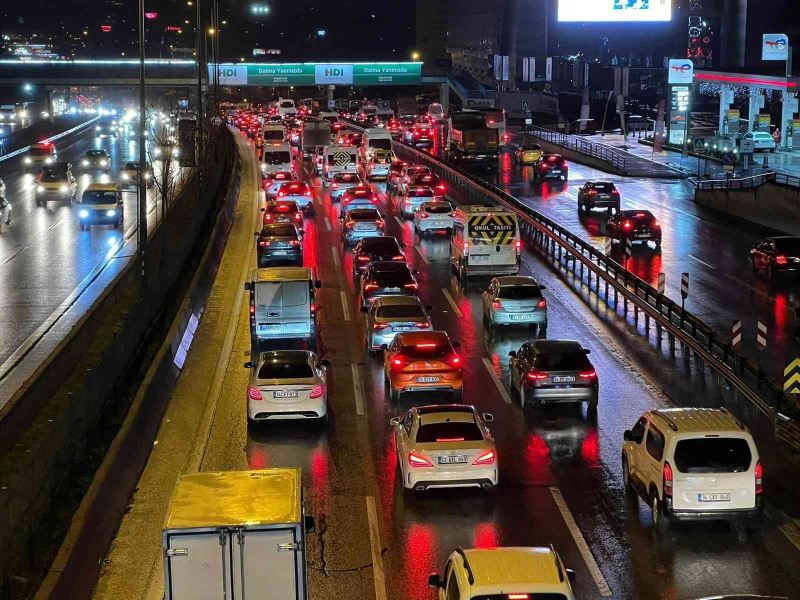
[390,404,497,493]
[481,275,548,330]
[329,172,365,201]
[398,185,435,219]
[119,161,153,188]
[622,407,764,529]
[263,171,296,198]
[740,131,776,152]
[413,201,453,236]
[245,350,329,423]
[276,180,314,212]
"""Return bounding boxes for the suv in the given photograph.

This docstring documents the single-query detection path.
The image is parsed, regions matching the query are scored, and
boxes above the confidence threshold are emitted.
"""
[428,546,576,600]
[577,181,620,214]
[622,407,764,530]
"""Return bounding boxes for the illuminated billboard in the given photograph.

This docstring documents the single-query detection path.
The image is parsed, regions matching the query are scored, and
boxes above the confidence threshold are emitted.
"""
[558,0,671,22]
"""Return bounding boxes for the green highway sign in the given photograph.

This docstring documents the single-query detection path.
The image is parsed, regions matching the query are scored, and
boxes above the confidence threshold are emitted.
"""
[210,62,423,86]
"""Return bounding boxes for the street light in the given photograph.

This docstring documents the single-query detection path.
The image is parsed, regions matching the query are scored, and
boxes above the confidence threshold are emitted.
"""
[410,51,421,61]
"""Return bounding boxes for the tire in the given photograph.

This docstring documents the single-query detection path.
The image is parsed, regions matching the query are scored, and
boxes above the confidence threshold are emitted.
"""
[520,385,527,409]
[767,265,775,281]
[389,387,400,402]
[751,256,757,271]
[651,491,671,531]
[622,455,636,498]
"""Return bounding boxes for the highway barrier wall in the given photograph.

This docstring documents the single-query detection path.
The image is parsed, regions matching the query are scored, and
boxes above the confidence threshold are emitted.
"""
[0,124,237,599]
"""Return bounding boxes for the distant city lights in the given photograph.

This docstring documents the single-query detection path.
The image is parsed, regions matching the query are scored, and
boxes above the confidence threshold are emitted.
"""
[251,4,270,15]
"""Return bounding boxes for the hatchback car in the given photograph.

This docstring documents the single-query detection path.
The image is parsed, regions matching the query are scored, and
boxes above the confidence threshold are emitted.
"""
[364,296,432,352]
[352,236,405,278]
[78,183,123,230]
[508,340,598,411]
[622,408,763,529]
[406,124,434,147]
[35,164,77,206]
[407,171,446,197]
[262,200,304,230]
[514,143,544,165]
[398,186,436,218]
[578,180,620,213]
[383,331,462,401]
[263,171,295,198]
[342,208,385,246]
[532,153,568,181]
[359,261,418,308]
[398,165,432,195]
[80,149,111,172]
[607,209,662,249]
[256,223,303,267]
[414,201,454,236]
[482,276,548,331]
[386,160,411,189]
[276,180,313,212]
[245,350,329,423]
[339,186,379,219]
[390,404,497,492]
[329,172,365,201]
[119,161,153,188]
[750,236,800,279]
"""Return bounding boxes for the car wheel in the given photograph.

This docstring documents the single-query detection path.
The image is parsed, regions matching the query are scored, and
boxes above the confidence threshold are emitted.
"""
[651,491,670,531]
[654,239,662,250]
[520,385,527,409]
[622,455,637,499]
[767,265,775,281]
[389,387,400,402]
[538,321,548,338]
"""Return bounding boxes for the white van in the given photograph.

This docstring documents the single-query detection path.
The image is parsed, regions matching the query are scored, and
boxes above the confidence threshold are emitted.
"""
[245,267,321,345]
[261,142,293,175]
[262,123,285,144]
[277,98,297,117]
[360,128,394,179]
[427,102,445,122]
[322,144,358,185]
[451,206,521,278]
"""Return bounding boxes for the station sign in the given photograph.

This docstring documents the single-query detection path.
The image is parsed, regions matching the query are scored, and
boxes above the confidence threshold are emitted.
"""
[667,59,694,85]
[762,34,789,61]
[209,62,422,86]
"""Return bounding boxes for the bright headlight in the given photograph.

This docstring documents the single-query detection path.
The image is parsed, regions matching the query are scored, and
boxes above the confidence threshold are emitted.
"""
[82,160,89,166]
[100,160,108,167]
[79,209,89,218]
[144,173,151,180]
[24,157,32,164]
[60,185,68,193]
[45,158,53,164]
[106,209,116,217]
[37,185,45,193]
[122,173,129,180]
[96,126,101,131]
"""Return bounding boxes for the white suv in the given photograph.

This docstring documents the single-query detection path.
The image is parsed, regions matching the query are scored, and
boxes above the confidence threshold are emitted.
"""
[428,546,576,600]
[622,408,763,529]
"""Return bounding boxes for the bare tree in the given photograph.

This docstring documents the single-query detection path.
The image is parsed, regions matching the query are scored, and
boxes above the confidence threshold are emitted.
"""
[147,118,193,227]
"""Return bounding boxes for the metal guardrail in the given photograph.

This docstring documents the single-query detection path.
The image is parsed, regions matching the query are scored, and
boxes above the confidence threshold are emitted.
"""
[526,125,629,173]
[0,115,100,163]
[772,172,800,189]
[693,171,774,191]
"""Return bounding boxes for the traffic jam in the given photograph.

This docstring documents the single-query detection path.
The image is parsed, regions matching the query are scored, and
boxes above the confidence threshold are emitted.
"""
[224,100,775,600]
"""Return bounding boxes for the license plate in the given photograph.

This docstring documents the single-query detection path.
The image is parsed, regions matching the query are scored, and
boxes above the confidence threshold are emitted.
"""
[417,376,440,383]
[551,169,561,174]
[258,324,280,332]
[698,492,730,502]
[273,390,299,399]
[470,255,488,262]
[272,250,287,255]
[510,314,532,321]
[438,455,468,465]
[394,326,412,331]
[552,375,575,383]
[385,287,400,293]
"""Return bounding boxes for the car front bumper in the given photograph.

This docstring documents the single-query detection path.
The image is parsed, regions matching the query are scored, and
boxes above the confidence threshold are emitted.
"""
[80,210,121,224]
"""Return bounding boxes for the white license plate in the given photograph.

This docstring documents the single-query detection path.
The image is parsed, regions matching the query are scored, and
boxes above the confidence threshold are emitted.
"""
[273,390,299,399]
[510,314,532,321]
[394,326,412,331]
[552,375,575,383]
[258,324,280,332]
[470,255,488,262]
[438,455,468,465]
[385,287,401,293]
[551,169,561,174]
[272,250,287,255]
[698,492,730,502]
[417,376,440,383]
[431,221,448,227]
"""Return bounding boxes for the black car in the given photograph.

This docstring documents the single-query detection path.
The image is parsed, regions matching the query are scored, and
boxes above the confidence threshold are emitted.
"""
[750,236,800,279]
[256,223,303,267]
[533,154,568,182]
[607,210,661,249]
[352,236,405,279]
[359,261,418,308]
[80,149,111,172]
[577,181,620,214]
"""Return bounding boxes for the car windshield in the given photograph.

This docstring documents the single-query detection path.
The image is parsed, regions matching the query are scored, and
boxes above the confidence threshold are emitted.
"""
[262,225,297,237]
[774,238,800,255]
[533,351,589,370]
[498,285,542,299]
[82,191,117,205]
[29,147,51,156]
[41,171,65,182]
[471,595,568,600]
[370,139,392,150]
[415,421,483,443]
[257,361,312,380]
[255,281,307,307]
[673,438,752,473]
[348,209,380,220]
[280,101,294,108]
[399,340,450,358]
[376,304,425,319]
[360,238,399,253]
[263,151,291,164]
[86,150,105,157]
[424,204,452,214]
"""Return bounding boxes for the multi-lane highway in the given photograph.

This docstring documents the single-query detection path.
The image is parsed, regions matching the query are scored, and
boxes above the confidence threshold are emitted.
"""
[97,132,800,600]
[0,123,163,370]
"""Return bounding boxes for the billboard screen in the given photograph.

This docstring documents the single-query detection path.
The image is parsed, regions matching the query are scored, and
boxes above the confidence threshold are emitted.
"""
[558,0,671,22]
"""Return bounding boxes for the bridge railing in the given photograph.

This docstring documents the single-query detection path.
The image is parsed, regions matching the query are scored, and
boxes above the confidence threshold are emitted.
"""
[526,125,629,173]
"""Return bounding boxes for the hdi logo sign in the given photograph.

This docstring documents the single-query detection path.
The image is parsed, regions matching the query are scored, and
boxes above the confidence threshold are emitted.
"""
[209,65,247,85]
[315,64,353,85]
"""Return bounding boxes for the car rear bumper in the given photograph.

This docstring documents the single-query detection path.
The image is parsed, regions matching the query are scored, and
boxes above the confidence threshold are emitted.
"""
[665,497,764,521]
[345,229,383,242]
[390,376,463,394]
[417,221,453,232]
[368,166,389,177]
[406,469,497,491]
[491,309,547,325]
[257,249,303,266]
[464,263,519,276]
[248,397,327,421]
[525,384,598,403]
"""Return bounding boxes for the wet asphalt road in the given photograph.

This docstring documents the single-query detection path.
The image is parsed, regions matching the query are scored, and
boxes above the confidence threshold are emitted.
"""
[192,140,800,600]
[0,126,162,368]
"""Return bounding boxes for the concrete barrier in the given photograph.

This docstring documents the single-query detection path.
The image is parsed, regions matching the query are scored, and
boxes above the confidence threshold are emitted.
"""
[0,125,237,599]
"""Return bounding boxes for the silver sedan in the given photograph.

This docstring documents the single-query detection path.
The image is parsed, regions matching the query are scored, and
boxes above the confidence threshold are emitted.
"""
[363,296,432,352]
[481,276,548,331]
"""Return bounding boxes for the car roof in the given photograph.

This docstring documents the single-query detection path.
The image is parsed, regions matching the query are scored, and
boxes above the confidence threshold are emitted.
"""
[374,296,423,307]
[648,407,747,434]
[496,276,540,287]
[261,223,298,234]
[253,266,312,282]
[85,183,118,191]
[256,350,311,364]
[463,547,564,587]
[370,260,409,272]
[396,330,449,345]
[531,340,583,353]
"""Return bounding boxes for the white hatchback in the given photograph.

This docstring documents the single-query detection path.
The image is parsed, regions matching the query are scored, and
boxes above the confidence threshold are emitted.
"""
[742,131,776,152]
[414,201,454,236]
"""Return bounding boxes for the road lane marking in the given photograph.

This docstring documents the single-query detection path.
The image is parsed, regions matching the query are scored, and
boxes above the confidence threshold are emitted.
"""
[482,357,512,404]
[415,246,430,265]
[688,254,717,270]
[394,216,404,228]
[441,288,463,317]
[1,245,25,265]
[351,364,365,416]
[365,496,388,600]
[47,218,64,232]
[324,216,332,231]
[340,290,351,321]
[549,487,612,597]
[331,246,340,267]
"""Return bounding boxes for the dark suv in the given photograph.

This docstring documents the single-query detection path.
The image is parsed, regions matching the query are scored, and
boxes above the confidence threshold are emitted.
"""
[577,181,620,214]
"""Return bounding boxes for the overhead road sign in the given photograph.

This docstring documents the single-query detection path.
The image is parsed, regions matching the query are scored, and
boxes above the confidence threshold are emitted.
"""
[209,62,423,87]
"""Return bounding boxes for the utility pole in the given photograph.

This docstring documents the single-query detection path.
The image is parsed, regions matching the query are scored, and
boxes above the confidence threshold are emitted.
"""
[137,0,147,291]
[196,0,204,202]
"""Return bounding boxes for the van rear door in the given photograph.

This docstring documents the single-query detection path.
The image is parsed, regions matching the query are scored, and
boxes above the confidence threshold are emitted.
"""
[254,281,311,338]
[467,213,518,271]
[231,528,301,599]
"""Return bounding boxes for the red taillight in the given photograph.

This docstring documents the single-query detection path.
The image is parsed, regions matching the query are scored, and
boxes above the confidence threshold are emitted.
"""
[372,322,391,330]
[419,212,429,219]
[414,321,430,328]
[492,300,502,309]
[294,212,303,221]
[264,213,275,223]
[278,191,286,197]
[377,219,385,228]
[331,182,338,189]
[776,255,788,265]
[290,240,301,246]
[755,460,763,494]
[249,299,255,315]
[462,241,469,255]
[357,255,370,262]
[391,355,408,370]
[408,451,433,468]
[622,220,633,231]
[515,240,522,254]
[447,353,462,368]
[436,184,446,193]
[364,283,379,291]
[371,195,378,203]
[526,370,548,381]
[247,386,263,401]
[579,369,597,379]
[537,298,547,309]
[392,254,405,261]
[404,282,418,290]
[652,219,661,229]
[309,384,324,399]
[304,190,312,197]
[258,240,270,247]
[473,450,496,466]
[663,461,674,498]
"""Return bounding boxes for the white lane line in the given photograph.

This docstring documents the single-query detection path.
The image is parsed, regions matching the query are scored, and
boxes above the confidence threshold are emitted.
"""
[415,246,430,265]
[365,496,388,600]
[766,504,800,552]
[331,246,340,267]
[549,487,612,597]
[688,254,717,270]
[47,218,64,232]
[394,216,404,228]
[441,288,463,317]
[324,216,332,231]
[351,363,365,417]
[1,245,26,265]
[481,357,512,404]
[340,290,351,322]
[625,198,702,223]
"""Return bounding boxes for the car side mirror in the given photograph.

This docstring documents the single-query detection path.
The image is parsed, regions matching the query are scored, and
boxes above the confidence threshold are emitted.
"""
[566,568,576,586]
[389,417,401,426]
[623,430,633,442]
[260,207,265,212]
[482,412,494,423]
[540,285,547,290]
[452,341,461,348]
[254,232,260,237]
[508,350,517,358]
[584,349,591,354]
[243,282,251,291]
[427,574,443,589]
[320,359,331,367]
[315,280,322,289]
[244,361,253,369]
[381,344,388,351]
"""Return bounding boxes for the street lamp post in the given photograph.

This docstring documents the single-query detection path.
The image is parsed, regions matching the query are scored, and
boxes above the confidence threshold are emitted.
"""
[138,0,148,290]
